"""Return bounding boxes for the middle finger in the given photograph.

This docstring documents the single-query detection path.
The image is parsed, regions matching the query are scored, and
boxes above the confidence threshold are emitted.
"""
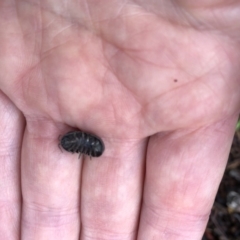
[80,137,147,239]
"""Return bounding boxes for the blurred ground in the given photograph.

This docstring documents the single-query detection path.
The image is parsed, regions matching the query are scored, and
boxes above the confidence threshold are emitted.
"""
[203,130,240,240]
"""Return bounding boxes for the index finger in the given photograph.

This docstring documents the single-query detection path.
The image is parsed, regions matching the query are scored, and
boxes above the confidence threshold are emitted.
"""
[137,116,237,239]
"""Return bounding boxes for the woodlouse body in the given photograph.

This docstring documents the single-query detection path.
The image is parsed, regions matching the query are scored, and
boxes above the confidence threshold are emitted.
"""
[59,131,105,158]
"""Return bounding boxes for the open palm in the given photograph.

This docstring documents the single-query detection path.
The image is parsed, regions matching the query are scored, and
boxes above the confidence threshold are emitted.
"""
[0,1,240,239]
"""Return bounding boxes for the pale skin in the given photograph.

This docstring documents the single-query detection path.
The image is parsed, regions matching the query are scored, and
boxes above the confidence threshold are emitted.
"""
[0,0,240,239]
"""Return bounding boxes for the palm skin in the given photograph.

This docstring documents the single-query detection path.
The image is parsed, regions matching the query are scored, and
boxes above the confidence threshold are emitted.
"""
[0,0,240,239]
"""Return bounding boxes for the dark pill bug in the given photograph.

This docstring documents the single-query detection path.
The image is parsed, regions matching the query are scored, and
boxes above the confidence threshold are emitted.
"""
[59,131,105,158]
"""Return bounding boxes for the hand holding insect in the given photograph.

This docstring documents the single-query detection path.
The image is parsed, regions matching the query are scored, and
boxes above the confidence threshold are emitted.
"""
[0,1,240,239]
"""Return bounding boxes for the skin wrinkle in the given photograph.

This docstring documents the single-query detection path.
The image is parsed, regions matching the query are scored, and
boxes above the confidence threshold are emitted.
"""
[100,74,132,132]
[137,0,239,33]
[21,0,82,31]
[96,4,151,28]
[23,202,79,215]
[108,52,148,105]
[6,10,39,110]
[104,25,225,115]
[95,7,206,119]
[176,6,213,31]
[144,79,225,132]
[123,48,173,72]
[184,3,240,36]
[95,233,137,240]
[95,5,151,45]
[191,166,216,209]
[41,72,51,115]
[115,3,142,25]
[22,215,79,228]
[134,0,190,27]
[81,227,136,240]
[51,24,74,40]
[25,117,60,138]
[42,17,57,31]
[40,40,76,61]
[121,60,185,108]
[20,2,42,67]
[115,0,130,17]
[22,67,46,114]
[83,0,92,27]
[100,47,143,129]
[180,158,196,200]
[143,201,209,235]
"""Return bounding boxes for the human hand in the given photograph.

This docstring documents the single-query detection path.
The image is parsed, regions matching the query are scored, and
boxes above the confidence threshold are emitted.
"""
[0,0,240,239]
